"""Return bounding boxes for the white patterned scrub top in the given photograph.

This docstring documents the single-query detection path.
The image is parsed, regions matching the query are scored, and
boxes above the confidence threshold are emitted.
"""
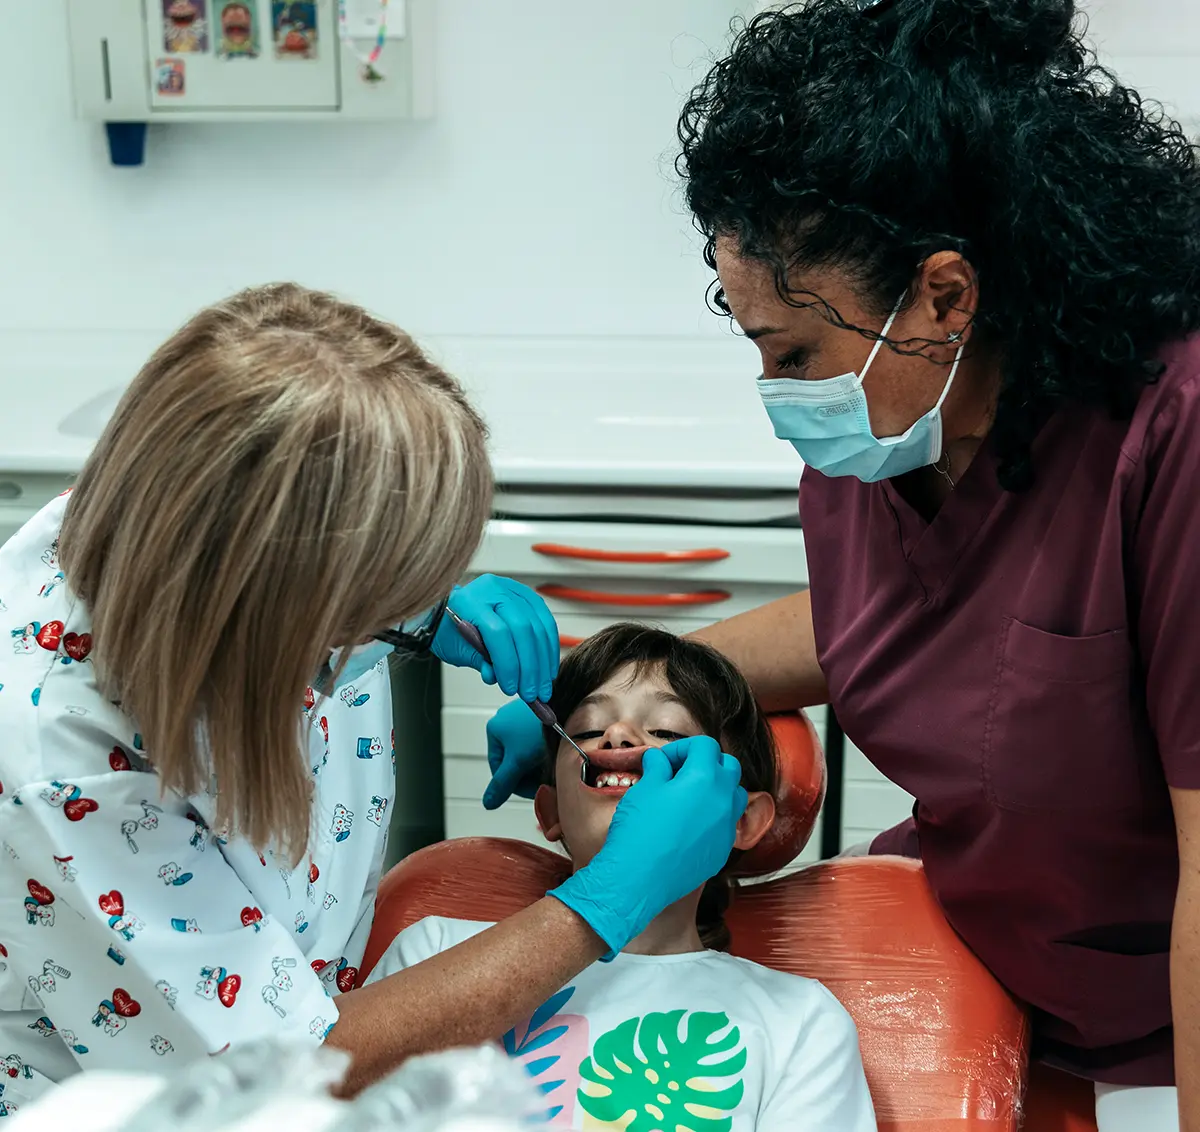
[0,493,397,1116]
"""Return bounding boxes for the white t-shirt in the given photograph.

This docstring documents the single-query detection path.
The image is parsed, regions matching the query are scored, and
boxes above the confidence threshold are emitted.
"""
[0,494,396,1116]
[370,916,877,1132]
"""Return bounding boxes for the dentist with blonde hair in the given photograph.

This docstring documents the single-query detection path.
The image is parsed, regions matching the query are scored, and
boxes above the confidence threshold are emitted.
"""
[0,284,747,1106]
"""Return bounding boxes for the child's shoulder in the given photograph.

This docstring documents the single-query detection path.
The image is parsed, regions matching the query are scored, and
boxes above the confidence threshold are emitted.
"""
[403,915,494,948]
[709,952,858,1026]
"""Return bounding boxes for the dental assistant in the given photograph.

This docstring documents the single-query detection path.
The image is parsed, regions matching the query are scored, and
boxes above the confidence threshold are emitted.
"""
[485,1,1200,1130]
[0,284,746,1110]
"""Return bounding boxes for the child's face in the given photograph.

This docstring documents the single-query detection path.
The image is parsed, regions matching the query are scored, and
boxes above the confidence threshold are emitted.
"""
[534,660,776,872]
[535,661,699,868]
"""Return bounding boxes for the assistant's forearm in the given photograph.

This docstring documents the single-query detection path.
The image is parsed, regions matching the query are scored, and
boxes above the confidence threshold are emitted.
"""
[328,896,604,1094]
[1173,887,1200,1132]
[689,589,829,712]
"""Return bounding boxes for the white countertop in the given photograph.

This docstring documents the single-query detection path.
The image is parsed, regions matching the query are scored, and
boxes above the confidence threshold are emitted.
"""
[0,332,804,491]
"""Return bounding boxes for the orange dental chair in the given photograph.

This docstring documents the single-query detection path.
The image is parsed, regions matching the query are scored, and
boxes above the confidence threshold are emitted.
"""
[360,713,1099,1132]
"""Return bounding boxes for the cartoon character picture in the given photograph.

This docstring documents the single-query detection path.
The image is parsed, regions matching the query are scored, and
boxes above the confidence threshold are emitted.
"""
[107,947,126,966]
[156,980,178,1009]
[27,1017,56,1038]
[162,0,208,52]
[271,1,317,59]
[98,891,143,942]
[270,956,296,991]
[61,1029,89,1055]
[196,966,241,1006]
[294,911,309,934]
[187,810,209,851]
[41,540,59,569]
[158,862,194,886]
[330,803,353,843]
[40,781,98,822]
[155,58,186,97]
[355,736,383,760]
[10,623,38,655]
[322,892,337,911]
[339,685,369,709]
[24,879,55,927]
[120,820,141,855]
[366,795,388,826]
[27,960,71,996]
[139,800,163,831]
[217,1,258,58]
[150,1035,174,1056]
[92,989,141,1035]
[171,917,201,934]
[1,1054,31,1080]
[37,572,64,598]
[53,856,76,882]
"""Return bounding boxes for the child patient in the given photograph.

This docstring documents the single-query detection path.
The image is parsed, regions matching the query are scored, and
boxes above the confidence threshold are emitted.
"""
[370,623,876,1131]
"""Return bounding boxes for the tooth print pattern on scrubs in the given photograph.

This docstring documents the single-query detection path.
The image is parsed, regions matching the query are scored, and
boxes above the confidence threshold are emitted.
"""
[0,494,396,1113]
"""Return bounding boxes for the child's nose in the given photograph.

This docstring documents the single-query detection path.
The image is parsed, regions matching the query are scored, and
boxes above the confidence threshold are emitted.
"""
[598,721,648,748]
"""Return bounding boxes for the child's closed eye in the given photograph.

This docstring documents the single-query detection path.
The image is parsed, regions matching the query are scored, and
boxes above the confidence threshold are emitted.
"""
[650,729,686,741]
[569,730,605,742]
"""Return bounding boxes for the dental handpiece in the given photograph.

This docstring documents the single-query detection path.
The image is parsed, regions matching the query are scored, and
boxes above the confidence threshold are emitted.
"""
[444,608,592,770]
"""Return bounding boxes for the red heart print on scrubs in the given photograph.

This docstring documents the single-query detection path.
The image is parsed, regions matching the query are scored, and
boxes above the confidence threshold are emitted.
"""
[109,747,132,772]
[63,797,98,821]
[112,988,140,1017]
[335,966,358,994]
[308,862,319,884]
[239,907,262,928]
[304,687,315,711]
[98,890,124,917]
[217,974,241,1007]
[27,880,54,906]
[35,622,63,651]
[62,633,92,662]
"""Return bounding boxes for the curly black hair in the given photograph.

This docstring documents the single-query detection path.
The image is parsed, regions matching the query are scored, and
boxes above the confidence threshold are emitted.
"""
[678,0,1200,489]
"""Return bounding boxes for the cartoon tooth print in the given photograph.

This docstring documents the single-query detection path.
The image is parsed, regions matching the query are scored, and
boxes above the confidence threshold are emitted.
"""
[196,966,241,1007]
[262,985,287,1017]
[339,685,370,708]
[98,891,143,941]
[355,736,383,760]
[294,912,309,934]
[53,856,76,883]
[309,1017,333,1039]
[24,880,55,927]
[150,1035,174,1056]
[11,622,50,655]
[313,957,358,995]
[61,1029,89,1055]
[1,1054,31,1080]
[170,917,201,934]
[92,989,141,1035]
[270,957,296,991]
[156,980,178,1009]
[157,862,194,886]
[139,801,163,831]
[330,803,353,843]
[322,891,337,911]
[27,960,71,996]
[41,540,59,570]
[367,795,388,826]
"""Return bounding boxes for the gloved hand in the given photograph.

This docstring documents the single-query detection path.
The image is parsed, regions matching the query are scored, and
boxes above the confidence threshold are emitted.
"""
[550,735,748,959]
[432,575,559,703]
[483,699,546,810]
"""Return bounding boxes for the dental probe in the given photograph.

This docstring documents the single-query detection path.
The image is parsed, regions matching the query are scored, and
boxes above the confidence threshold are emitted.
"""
[443,608,593,774]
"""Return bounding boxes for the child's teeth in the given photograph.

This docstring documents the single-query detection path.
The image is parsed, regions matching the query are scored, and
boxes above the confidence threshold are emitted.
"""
[593,772,641,788]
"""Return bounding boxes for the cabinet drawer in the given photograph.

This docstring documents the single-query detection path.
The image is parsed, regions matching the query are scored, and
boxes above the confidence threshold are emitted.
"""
[0,473,75,549]
[445,797,546,846]
[841,779,915,835]
[475,520,807,587]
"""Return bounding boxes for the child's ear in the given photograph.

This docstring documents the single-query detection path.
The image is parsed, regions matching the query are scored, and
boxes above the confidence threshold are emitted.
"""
[733,791,776,852]
[534,784,564,844]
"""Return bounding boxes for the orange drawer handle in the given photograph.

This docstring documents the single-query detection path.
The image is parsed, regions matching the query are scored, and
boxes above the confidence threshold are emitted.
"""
[532,543,730,565]
[538,583,732,608]
[559,634,584,648]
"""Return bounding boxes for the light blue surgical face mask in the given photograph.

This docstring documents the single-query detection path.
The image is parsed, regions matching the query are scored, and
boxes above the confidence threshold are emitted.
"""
[757,295,966,483]
[327,641,393,687]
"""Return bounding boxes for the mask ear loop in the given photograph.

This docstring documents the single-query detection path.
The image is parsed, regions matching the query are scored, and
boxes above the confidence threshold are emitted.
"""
[858,293,909,381]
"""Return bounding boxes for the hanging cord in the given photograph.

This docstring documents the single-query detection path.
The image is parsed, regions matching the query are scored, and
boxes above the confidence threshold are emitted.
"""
[337,0,390,83]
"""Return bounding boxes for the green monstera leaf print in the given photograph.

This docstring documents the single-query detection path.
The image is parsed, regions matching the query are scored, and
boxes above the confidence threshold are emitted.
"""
[578,1010,746,1132]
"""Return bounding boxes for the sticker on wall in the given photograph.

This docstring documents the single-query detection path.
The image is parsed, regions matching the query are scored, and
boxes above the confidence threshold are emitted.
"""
[216,0,260,58]
[162,0,209,54]
[155,58,187,97]
[272,1,318,59]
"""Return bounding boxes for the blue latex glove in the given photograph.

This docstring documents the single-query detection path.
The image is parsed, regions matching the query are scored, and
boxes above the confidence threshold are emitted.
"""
[432,575,559,703]
[484,699,546,810]
[550,735,749,959]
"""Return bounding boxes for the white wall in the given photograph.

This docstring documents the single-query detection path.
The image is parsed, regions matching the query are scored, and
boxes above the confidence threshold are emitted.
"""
[0,2,755,384]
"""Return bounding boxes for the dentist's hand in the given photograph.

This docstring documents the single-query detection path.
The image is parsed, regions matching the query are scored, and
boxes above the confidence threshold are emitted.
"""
[550,735,748,958]
[432,575,559,703]
[483,699,546,810]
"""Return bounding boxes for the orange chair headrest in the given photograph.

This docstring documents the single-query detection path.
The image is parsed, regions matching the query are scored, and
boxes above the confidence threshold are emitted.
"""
[732,711,826,878]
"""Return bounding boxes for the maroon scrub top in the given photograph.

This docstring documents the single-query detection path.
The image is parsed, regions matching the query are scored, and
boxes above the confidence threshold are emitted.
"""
[799,335,1200,1087]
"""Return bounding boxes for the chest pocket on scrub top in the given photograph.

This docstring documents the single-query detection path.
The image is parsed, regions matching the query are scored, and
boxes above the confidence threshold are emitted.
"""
[982,618,1141,813]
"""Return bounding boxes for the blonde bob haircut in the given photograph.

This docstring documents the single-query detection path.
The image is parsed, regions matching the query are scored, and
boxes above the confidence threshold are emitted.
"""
[60,283,492,860]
